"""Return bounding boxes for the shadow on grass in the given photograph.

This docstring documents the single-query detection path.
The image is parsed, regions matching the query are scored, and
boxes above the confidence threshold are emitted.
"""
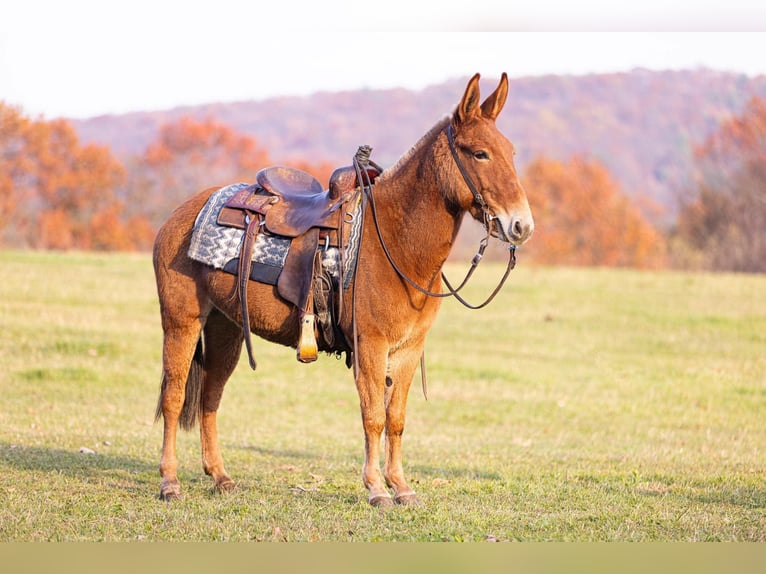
[0,442,155,478]
[239,445,321,461]
[565,471,766,513]
[238,445,503,482]
[693,486,766,509]
[408,463,503,481]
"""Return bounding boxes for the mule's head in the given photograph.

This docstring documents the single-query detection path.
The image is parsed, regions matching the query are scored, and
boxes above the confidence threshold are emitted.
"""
[446,73,534,246]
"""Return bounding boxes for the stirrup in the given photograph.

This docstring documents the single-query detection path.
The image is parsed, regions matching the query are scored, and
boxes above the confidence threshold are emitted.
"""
[297,314,318,363]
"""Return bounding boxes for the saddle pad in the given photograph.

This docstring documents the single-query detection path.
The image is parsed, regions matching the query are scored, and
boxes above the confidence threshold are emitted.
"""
[188,181,364,291]
[343,193,364,289]
[188,183,291,271]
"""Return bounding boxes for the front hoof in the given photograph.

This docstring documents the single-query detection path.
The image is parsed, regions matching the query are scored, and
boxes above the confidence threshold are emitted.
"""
[159,480,182,501]
[394,493,421,506]
[369,494,395,508]
[213,477,236,494]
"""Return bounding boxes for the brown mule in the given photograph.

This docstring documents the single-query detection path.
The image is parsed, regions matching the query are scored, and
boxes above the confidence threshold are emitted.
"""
[152,73,534,506]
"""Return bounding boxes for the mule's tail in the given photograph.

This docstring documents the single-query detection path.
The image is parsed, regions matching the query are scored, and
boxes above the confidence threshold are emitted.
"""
[154,339,205,431]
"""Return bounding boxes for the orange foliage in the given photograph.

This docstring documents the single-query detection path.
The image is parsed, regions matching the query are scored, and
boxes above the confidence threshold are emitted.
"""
[675,96,766,272]
[126,116,339,233]
[127,116,273,230]
[0,107,356,251]
[695,96,766,170]
[0,103,32,237]
[144,116,271,173]
[285,159,336,188]
[0,103,674,266]
[38,209,74,250]
[30,124,126,249]
[523,156,666,268]
[0,102,130,249]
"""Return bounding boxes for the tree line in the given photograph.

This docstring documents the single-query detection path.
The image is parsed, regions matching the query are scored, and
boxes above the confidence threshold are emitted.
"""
[1,98,764,272]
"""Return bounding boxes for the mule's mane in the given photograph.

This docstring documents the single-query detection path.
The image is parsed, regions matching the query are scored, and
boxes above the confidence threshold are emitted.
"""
[377,115,451,182]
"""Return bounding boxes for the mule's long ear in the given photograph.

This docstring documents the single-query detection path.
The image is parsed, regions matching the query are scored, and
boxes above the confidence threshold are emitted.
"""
[455,73,482,124]
[480,72,508,120]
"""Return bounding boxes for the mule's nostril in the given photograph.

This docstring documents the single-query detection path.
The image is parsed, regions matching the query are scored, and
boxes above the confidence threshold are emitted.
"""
[513,219,523,238]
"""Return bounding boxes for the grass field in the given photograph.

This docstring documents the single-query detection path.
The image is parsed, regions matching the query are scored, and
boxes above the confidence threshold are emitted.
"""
[0,249,765,542]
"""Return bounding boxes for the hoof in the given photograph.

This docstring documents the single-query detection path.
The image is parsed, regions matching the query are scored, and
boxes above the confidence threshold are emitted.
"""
[213,477,236,494]
[369,494,395,508]
[395,493,421,506]
[159,481,182,501]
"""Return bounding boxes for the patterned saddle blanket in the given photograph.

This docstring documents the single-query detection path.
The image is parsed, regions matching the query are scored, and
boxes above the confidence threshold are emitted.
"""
[187,183,362,287]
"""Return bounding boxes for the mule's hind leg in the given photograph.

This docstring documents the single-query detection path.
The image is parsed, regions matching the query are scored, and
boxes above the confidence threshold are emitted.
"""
[157,321,205,501]
[199,309,243,494]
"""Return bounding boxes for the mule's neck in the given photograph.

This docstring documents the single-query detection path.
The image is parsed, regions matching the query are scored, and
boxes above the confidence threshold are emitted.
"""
[370,123,465,287]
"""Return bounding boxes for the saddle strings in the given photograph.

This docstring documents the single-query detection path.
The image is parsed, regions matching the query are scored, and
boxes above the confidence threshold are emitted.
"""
[349,146,376,380]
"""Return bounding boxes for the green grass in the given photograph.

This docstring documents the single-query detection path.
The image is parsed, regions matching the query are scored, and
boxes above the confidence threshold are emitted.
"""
[0,249,765,541]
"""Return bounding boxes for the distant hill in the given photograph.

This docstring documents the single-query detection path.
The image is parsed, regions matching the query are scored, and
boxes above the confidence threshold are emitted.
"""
[72,69,766,219]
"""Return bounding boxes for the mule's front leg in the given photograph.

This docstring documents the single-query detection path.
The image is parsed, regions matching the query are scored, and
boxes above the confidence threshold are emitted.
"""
[360,397,392,507]
[383,347,421,505]
[355,347,393,507]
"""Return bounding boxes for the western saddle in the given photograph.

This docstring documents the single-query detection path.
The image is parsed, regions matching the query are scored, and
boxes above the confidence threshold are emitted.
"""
[216,158,381,369]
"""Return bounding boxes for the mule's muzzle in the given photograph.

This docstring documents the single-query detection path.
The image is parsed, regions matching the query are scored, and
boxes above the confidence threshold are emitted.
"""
[492,211,534,246]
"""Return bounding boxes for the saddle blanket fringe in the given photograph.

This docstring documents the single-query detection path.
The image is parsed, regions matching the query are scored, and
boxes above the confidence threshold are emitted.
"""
[187,182,364,288]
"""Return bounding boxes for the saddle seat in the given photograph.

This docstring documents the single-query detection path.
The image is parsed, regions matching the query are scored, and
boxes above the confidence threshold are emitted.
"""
[259,163,381,201]
[258,165,325,199]
[255,166,341,237]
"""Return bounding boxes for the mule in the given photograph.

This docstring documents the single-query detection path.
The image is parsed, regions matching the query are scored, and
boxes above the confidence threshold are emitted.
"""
[153,73,534,506]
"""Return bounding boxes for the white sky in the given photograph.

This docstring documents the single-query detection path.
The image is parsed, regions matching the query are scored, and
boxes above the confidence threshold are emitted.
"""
[2,1,766,119]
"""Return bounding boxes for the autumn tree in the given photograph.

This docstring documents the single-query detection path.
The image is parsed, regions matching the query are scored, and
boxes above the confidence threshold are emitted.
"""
[125,115,344,236]
[28,119,128,249]
[125,116,273,230]
[674,96,766,272]
[1,107,366,251]
[0,102,138,250]
[0,103,31,243]
[522,156,666,268]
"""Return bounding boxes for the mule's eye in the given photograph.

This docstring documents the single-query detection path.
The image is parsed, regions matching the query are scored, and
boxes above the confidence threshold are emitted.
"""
[473,150,490,161]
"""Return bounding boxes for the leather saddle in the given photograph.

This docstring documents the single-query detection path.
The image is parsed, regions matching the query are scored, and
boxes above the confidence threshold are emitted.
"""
[216,163,380,367]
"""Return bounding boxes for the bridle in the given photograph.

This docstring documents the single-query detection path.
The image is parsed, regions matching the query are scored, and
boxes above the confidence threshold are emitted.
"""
[347,129,518,398]
[355,123,517,311]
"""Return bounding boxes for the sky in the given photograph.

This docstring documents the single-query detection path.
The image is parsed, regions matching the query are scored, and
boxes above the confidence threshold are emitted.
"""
[2,1,766,119]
